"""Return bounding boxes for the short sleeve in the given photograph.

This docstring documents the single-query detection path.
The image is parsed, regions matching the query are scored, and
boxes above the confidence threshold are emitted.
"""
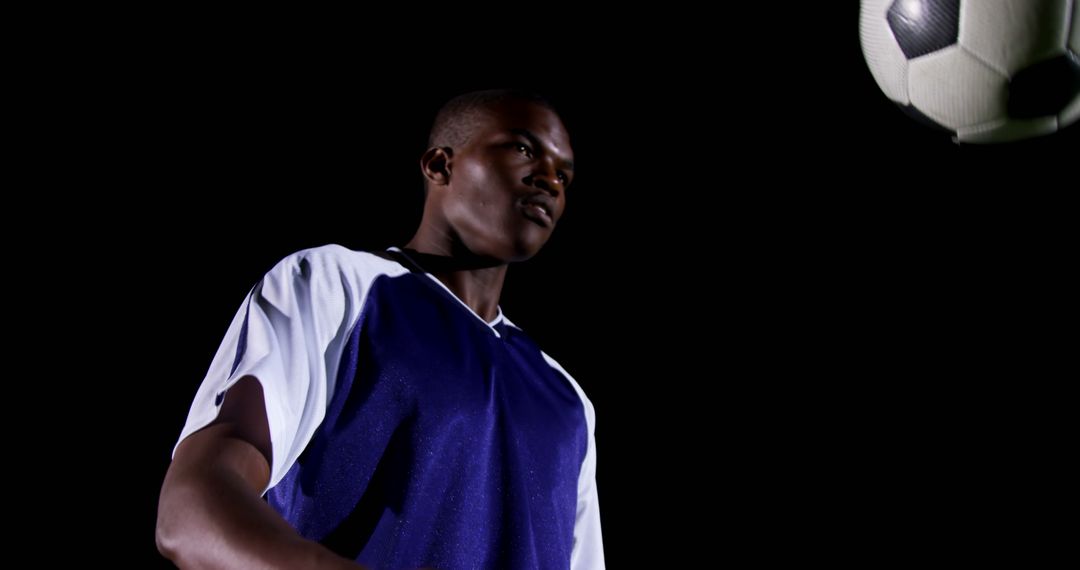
[571,393,606,570]
[541,352,606,570]
[174,247,359,492]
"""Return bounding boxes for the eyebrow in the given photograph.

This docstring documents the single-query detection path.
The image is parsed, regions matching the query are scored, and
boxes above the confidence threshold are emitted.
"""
[510,128,574,172]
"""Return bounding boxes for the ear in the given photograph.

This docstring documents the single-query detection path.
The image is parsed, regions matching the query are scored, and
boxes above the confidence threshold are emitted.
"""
[420,147,453,187]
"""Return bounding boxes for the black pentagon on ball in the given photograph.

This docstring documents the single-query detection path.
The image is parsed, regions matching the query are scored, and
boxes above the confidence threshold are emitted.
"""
[887,0,960,59]
[1008,52,1080,118]
[899,103,954,135]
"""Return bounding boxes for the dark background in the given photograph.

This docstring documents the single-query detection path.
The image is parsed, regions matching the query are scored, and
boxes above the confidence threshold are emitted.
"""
[45,4,1072,566]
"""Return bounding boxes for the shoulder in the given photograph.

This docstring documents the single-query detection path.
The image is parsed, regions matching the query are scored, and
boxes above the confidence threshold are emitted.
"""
[253,245,411,314]
[269,244,410,285]
[281,244,405,274]
[539,349,596,416]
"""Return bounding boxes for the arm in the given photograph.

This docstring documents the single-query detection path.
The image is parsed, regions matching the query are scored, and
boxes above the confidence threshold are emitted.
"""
[156,376,367,570]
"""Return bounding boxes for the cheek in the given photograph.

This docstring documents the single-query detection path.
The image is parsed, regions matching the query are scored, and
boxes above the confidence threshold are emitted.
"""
[456,161,517,207]
[445,168,502,229]
[458,160,491,186]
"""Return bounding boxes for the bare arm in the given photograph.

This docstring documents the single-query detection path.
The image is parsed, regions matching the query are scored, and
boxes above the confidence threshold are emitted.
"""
[156,375,366,570]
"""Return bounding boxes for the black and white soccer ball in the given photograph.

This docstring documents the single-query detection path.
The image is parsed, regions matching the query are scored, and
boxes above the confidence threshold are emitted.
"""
[860,0,1079,143]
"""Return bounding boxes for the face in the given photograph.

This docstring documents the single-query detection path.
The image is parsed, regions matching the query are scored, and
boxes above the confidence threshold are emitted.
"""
[436,100,574,262]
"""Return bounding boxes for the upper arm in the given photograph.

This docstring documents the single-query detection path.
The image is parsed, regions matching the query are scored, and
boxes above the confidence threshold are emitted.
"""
[158,376,354,568]
[170,375,272,494]
[173,248,359,489]
[158,376,276,563]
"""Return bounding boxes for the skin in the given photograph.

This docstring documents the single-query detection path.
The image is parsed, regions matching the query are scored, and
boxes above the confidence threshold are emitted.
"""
[405,99,573,319]
[156,376,365,569]
[156,98,573,568]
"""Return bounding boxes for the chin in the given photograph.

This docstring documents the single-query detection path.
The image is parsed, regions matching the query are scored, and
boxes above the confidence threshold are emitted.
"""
[465,223,552,263]
[512,228,554,261]
[510,244,543,262]
[495,233,549,263]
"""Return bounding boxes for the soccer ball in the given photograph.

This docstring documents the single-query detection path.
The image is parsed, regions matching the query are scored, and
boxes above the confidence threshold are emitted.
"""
[860,0,1080,143]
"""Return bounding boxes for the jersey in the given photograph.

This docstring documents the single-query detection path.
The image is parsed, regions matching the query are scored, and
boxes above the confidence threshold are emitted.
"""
[175,244,604,570]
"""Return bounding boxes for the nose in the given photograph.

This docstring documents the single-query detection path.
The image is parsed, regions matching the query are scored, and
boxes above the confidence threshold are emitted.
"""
[525,159,563,196]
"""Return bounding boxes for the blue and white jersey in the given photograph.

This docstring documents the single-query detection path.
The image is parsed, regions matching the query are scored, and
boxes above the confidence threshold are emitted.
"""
[176,244,604,570]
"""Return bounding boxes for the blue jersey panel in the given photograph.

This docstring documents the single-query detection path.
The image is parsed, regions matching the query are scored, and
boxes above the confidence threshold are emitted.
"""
[267,270,588,570]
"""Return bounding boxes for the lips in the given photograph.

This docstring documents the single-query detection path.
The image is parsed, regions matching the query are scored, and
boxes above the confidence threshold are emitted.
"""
[521,195,555,227]
[522,203,552,227]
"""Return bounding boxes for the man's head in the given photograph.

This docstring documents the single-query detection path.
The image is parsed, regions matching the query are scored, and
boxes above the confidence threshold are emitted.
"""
[418,89,574,263]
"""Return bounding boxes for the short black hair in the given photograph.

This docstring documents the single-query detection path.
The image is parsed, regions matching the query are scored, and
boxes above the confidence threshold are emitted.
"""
[428,89,559,151]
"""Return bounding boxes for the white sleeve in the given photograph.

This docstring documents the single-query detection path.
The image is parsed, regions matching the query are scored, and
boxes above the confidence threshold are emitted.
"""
[571,393,606,570]
[174,247,357,492]
[542,352,606,570]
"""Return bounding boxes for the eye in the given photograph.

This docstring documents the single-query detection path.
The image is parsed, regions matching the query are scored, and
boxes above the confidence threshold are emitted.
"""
[513,143,533,158]
[556,171,569,185]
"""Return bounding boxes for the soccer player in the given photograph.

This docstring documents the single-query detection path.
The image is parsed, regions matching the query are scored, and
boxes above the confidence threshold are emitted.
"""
[156,89,604,570]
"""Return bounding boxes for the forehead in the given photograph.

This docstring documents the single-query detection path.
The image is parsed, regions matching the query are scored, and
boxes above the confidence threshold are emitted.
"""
[476,101,572,152]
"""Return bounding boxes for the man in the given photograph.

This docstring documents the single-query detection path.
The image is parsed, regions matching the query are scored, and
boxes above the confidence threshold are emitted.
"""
[156,89,604,569]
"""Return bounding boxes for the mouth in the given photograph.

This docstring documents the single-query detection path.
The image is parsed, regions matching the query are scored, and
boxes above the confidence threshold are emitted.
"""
[521,202,552,227]
[520,200,554,227]
[520,195,555,228]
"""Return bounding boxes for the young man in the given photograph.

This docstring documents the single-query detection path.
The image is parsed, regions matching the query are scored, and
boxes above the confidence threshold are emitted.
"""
[156,90,604,570]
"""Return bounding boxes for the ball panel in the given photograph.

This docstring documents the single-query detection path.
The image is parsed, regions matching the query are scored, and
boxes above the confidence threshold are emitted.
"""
[909,46,1008,128]
[862,0,912,104]
[1071,0,1079,54]
[1008,53,1080,117]
[960,0,1070,75]
[887,0,961,59]
[899,104,954,132]
[1061,92,1080,127]
[956,116,1058,142]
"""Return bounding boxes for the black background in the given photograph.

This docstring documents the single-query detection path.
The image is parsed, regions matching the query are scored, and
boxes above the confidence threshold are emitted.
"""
[39,4,1073,566]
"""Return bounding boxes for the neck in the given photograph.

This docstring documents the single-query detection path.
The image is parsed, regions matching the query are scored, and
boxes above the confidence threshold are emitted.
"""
[401,239,508,323]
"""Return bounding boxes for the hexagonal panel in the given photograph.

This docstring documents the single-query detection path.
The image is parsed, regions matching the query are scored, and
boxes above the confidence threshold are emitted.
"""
[957,116,1058,143]
[908,45,1008,128]
[862,0,911,103]
[1071,0,1079,55]
[959,0,1069,76]
[887,0,960,59]
[1061,93,1080,127]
